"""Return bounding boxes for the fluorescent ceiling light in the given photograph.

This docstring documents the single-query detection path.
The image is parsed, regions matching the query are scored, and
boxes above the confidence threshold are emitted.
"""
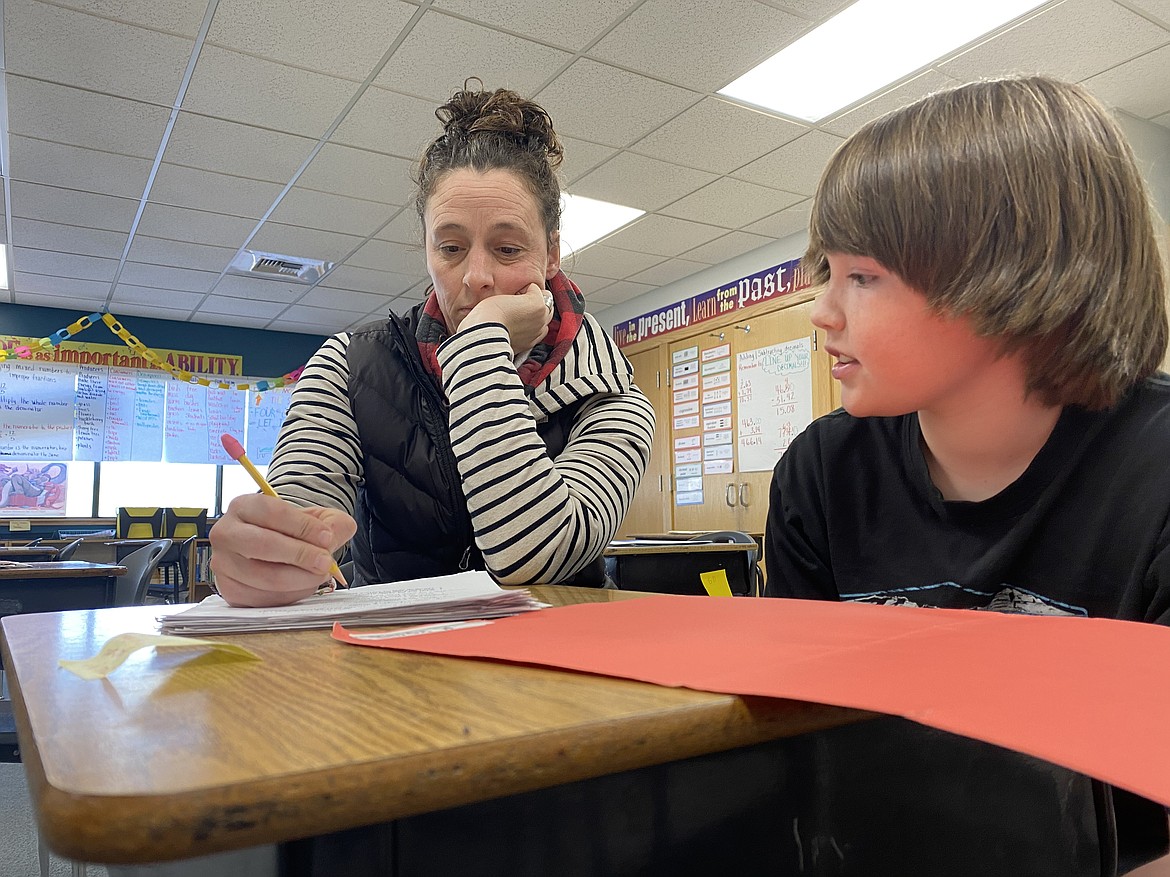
[0,245,7,289]
[719,0,1048,122]
[560,193,644,255]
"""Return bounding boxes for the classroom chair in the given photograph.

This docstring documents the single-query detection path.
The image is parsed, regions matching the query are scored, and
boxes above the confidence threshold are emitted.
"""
[688,531,764,597]
[152,508,209,602]
[55,538,86,561]
[115,506,163,539]
[115,539,172,607]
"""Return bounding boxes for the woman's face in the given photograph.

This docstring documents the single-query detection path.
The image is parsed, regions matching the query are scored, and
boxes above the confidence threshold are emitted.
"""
[423,168,560,332]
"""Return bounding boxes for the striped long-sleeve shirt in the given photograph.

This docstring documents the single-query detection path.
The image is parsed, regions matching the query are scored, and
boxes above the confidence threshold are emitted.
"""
[266,314,656,584]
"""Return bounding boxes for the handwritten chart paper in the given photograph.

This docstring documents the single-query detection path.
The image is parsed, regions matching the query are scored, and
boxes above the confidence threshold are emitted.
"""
[246,386,294,464]
[103,367,165,461]
[0,361,77,460]
[736,338,812,472]
[164,383,245,464]
[362,595,1170,809]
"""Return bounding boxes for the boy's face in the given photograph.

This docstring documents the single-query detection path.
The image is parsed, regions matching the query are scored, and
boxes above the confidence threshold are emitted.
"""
[811,253,1007,418]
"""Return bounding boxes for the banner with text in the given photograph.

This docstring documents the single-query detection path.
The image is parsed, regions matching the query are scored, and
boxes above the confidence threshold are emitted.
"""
[612,257,814,348]
[0,336,243,376]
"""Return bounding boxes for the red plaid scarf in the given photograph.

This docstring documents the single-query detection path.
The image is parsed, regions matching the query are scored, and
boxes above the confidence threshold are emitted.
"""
[415,270,586,388]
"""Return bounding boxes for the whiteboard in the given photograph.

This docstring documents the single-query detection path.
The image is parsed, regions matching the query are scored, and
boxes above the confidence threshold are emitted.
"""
[0,361,77,460]
[736,338,813,472]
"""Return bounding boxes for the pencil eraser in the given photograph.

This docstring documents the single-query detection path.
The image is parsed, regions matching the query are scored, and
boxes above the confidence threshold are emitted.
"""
[220,433,245,460]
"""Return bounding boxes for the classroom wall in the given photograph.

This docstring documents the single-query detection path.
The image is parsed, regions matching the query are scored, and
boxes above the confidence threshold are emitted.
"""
[0,301,326,376]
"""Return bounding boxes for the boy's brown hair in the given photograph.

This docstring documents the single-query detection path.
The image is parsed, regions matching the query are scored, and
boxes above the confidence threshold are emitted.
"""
[805,75,1168,410]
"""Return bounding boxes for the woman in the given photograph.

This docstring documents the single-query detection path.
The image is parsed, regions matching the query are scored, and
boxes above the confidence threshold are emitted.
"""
[210,84,655,607]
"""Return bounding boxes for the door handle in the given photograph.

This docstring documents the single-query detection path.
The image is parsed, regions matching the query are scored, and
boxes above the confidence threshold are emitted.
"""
[725,483,738,507]
[738,482,751,507]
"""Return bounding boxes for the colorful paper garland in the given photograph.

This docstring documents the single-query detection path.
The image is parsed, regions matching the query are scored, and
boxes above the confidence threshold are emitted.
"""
[0,311,305,390]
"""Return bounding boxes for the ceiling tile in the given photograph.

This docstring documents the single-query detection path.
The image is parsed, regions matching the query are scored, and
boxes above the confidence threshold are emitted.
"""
[626,258,707,287]
[601,214,727,258]
[135,203,256,248]
[4,0,192,104]
[1128,0,1170,25]
[1084,45,1170,119]
[110,285,207,310]
[589,0,809,92]
[127,237,237,273]
[587,278,656,305]
[535,59,699,148]
[5,77,170,159]
[7,136,153,200]
[562,273,615,295]
[8,182,139,232]
[296,287,393,312]
[268,188,399,238]
[106,302,196,322]
[194,312,273,329]
[346,240,427,275]
[1154,111,1170,129]
[165,113,317,183]
[938,0,1170,84]
[197,296,287,319]
[273,304,371,327]
[13,289,112,312]
[119,262,219,293]
[11,219,128,260]
[660,177,801,228]
[331,87,442,158]
[268,317,357,335]
[249,223,365,263]
[686,231,774,264]
[372,11,574,102]
[374,210,422,246]
[321,264,420,296]
[149,164,284,218]
[431,0,641,51]
[11,248,118,282]
[565,244,665,280]
[297,144,416,204]
[571,153,716,212]
[181,45,360,139]
[13,273,111,300]
[732,130,845,195]
[47,0,210,36]
[742,199,812,240]
[633,98,807,175]
[207,0,416,80]
[755,0,852,18]
[211,275,309,303]
[560,137,619,185]
[820,69,958,138]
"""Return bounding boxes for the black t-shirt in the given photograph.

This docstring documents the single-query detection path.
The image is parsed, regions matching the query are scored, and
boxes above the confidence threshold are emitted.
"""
[765,375,1170,874]
[767,375,1170,624]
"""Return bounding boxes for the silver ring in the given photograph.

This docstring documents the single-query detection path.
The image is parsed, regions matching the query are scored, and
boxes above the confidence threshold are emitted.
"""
[543,291,554,311]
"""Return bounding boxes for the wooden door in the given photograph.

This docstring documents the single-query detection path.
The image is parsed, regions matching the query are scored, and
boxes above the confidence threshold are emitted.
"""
[616,346,671,535]
[730,300,834,535]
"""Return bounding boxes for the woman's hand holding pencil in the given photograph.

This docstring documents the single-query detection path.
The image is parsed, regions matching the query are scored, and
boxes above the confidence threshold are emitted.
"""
[208,434,356,608]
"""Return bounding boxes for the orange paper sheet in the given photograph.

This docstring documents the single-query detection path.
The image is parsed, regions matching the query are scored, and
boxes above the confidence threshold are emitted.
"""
[332,595,1170,807]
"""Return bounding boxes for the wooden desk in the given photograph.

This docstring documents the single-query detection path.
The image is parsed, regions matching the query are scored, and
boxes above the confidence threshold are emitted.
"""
[1,586,862,868]
[0,546,60,562]
[605,541,758,595]
[0,561,127,617]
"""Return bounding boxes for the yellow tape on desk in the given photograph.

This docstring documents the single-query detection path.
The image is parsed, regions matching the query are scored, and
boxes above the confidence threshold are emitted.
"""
[59,632,260,680]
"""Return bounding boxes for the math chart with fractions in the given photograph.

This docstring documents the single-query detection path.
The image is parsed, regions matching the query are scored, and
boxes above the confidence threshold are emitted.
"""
[0,360,77,460]
[736,338,813,472]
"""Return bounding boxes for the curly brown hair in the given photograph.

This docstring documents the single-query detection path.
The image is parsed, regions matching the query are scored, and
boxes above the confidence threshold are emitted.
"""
[415,79,564,242]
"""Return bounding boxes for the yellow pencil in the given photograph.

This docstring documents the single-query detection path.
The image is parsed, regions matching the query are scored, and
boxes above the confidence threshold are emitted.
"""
[219,433,348,588]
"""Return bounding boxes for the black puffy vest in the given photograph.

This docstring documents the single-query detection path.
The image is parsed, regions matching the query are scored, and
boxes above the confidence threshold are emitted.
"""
[347,305,600,586]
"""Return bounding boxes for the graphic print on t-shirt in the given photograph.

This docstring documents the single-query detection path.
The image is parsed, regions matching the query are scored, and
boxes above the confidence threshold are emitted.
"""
[842,583,1087,617]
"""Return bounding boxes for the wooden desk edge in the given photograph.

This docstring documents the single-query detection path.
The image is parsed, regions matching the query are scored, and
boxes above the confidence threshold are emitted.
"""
[26,693,865,864]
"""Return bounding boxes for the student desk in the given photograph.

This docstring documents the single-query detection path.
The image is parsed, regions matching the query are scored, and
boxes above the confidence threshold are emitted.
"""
[0,546,61,562]
[0,586,865,872]
[604,540,759,595]
[0,561,126,616]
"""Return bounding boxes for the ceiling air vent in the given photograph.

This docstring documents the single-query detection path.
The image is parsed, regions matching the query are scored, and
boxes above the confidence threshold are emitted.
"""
[227,249,333,284]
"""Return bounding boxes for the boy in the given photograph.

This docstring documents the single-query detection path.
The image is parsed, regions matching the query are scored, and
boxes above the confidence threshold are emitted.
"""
[766,76,1170,874]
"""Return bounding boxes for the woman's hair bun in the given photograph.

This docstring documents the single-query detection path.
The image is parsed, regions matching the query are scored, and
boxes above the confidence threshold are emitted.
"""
[435,78,563,169]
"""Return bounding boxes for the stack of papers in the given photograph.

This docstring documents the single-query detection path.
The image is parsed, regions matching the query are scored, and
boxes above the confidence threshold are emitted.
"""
[159,571,544,635]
